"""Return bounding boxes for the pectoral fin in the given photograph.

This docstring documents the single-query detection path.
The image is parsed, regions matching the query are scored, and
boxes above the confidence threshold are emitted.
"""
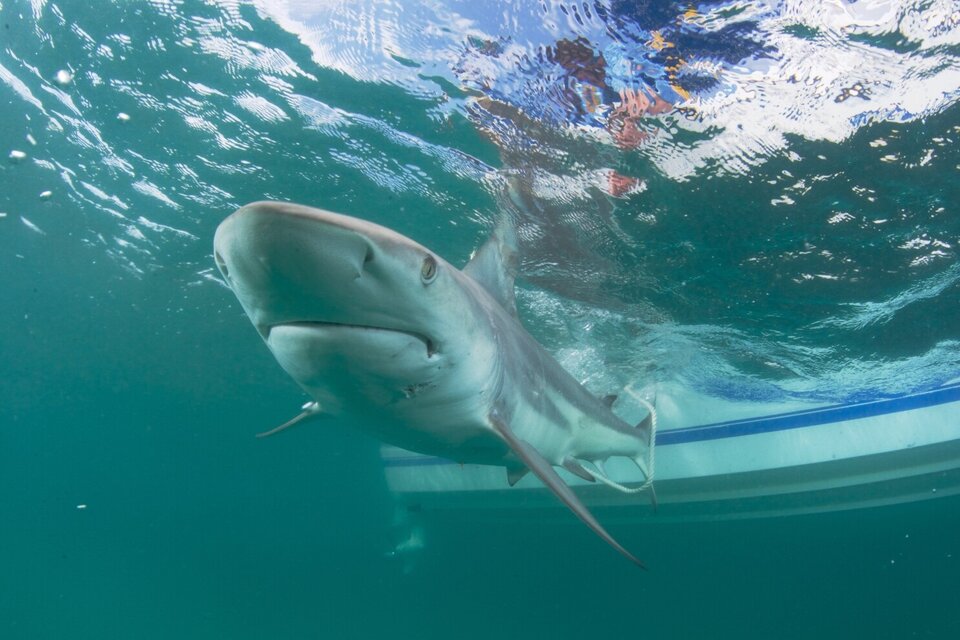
[256,401,323,438]
[489,414,646,569]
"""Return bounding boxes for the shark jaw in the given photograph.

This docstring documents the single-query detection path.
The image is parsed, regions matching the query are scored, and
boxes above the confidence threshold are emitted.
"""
[263,321,442,415]
[263,321,436,358]
[215,201,653,568]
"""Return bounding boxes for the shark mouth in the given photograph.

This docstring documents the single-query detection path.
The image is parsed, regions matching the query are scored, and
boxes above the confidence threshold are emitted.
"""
[266,321,437,357]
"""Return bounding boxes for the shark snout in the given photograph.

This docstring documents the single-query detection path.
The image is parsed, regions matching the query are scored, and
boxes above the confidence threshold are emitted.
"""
[215,202,382,330]
[214,201,437,346]
[215,201,371,276]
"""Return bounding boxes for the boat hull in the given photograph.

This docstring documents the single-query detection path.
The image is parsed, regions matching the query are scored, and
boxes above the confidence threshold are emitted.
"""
[381,382,960,521]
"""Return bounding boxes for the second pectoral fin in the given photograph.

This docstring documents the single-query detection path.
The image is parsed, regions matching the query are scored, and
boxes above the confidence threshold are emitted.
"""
[489,414,646,569]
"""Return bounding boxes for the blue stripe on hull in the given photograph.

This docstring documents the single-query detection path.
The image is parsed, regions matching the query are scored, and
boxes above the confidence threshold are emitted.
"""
[660,382,960,445]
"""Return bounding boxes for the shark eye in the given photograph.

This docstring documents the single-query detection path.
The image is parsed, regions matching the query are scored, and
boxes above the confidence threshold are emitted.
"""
[420,255,438,284]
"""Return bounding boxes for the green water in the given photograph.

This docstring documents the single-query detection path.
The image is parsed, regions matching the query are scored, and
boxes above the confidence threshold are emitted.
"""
[2,1,959,638]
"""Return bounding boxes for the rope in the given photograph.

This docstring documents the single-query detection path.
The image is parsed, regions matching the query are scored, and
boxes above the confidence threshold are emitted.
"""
[626,384,657,488]
[583,385,657,494]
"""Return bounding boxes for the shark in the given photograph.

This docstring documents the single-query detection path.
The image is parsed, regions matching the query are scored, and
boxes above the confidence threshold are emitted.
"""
[213,201,655,567]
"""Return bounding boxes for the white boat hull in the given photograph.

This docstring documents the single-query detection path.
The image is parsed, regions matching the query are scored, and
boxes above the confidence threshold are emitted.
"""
[381,382,960,520]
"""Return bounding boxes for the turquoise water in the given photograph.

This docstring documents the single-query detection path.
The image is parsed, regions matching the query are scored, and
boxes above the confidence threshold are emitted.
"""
[2,1,959,638]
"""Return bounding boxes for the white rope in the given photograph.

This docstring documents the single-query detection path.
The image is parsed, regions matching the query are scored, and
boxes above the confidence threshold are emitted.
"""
[583,385,657,494]
[586,466,651,494]
[626,385,657,488]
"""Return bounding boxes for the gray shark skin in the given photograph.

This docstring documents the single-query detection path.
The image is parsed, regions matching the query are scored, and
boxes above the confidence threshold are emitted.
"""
[214,201,653,567]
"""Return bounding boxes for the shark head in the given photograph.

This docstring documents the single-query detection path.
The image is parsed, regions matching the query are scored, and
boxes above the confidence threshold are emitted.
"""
[214,201,500,430]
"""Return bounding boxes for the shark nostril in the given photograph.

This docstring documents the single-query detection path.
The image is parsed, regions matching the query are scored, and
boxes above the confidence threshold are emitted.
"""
[363,246,374,266]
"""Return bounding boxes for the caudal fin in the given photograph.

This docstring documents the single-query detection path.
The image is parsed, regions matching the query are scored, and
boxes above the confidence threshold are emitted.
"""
[490,414,646,569]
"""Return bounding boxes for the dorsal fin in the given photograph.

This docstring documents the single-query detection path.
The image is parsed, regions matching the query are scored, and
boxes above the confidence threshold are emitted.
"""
[463,216,519,317]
